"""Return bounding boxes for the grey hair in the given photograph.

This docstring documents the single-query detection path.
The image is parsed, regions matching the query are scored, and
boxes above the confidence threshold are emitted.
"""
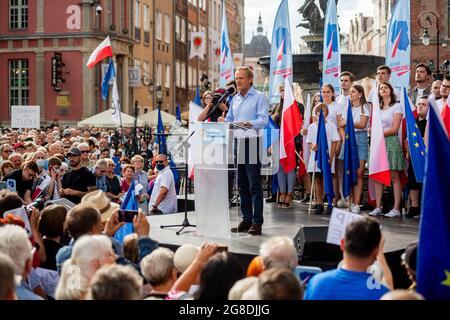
[140,247,175,286]
[0,252,16,300]
[259,236,298,271]
[0,224,32,275]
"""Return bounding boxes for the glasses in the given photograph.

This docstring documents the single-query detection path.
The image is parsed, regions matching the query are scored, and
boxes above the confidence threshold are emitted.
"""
[441,84,450,89]
[155,160,165,164]
[80,150,90,154]
[3,150,12,153]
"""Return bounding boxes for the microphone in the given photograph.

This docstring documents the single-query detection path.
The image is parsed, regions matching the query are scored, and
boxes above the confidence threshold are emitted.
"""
[204,86,236,120]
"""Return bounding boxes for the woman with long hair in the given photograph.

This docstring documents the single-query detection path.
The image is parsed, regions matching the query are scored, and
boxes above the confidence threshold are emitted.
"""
[369,82,405,218]
[338,85,370,213]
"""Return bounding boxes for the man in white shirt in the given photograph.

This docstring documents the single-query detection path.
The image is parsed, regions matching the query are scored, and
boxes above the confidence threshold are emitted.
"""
[336,71,354,108]
[149,154,177,214]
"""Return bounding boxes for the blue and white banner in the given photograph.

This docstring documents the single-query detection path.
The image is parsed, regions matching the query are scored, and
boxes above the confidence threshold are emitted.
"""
[219,1,234,87]
[268,0,293,104]
[322,0,341,96]
[386,0,410,92]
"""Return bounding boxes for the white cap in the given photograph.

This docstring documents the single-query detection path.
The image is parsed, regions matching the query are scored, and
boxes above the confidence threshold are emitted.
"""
[174,244,199,274]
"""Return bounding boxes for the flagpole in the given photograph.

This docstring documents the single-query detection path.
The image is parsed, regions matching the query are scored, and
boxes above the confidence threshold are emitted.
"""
[308,163,316,215]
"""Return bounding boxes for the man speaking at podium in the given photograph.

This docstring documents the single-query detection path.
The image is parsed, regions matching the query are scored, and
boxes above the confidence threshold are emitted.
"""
[219,66,269,236]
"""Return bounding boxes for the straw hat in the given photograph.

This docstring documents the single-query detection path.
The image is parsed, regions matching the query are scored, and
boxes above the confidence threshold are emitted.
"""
[81,190,120,222]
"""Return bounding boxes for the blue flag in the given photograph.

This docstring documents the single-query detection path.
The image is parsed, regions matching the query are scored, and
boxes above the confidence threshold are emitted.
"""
[156,106,167,154]
[264,116,280,149]
[194,87,202,106]
[114,180,138,244]
[343,100,359,198]
[268,0,293,104]
[101,58,115,100]
[319,77,323,102]
[176,103,181,121]
[403,88,426,182]
[316,109,334,207]
[385,0,410,92]
[416,105,450,300]
[322,0,341,96]
[169,155,180,194]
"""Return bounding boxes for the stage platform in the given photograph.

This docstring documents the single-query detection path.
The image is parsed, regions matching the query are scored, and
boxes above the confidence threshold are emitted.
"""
[147,201,419,259]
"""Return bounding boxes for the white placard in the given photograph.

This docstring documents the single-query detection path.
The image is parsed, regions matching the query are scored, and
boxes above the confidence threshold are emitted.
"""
[326,208,363,245]
[11,105,40,129]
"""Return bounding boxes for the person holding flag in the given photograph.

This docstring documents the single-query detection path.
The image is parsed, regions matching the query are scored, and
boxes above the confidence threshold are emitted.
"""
[338,85,370,214]
[404,94,428,218]
[306,104,340,215]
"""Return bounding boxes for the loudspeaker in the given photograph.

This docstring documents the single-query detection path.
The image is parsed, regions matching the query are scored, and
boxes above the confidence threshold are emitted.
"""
[295,225,343,270]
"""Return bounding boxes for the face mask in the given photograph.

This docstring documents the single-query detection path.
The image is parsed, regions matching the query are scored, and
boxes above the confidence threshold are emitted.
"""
[156,164,165,171]
[36,159,45,167]
[121,163,127,169]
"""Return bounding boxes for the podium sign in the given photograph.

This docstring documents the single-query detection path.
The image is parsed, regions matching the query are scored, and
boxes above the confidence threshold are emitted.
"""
[193,122,234,238]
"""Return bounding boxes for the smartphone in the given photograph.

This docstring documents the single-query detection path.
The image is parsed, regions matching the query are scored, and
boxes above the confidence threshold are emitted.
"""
[216,245,228,253]
[118,210,138,223]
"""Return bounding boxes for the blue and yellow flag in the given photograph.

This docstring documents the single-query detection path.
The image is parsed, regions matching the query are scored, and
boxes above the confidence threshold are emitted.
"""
[156,106,167,154]
[343,100,359,198]
[316,109,334,208]
[417,105,450,300]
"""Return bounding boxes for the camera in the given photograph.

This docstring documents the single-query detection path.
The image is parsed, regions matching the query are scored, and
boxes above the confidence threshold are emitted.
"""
[26,197,46,214]
[95,4,102,15]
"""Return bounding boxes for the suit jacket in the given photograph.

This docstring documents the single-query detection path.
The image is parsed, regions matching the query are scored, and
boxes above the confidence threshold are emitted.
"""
[412,85,431,105]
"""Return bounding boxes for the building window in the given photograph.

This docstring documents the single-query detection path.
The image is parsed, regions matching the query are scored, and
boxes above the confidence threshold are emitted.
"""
[156,11,162,41]
[9,0,28,30]
[181,18,186,43]
[120,0,126,32]
[156,63,162,86]
[181,62,186,88]
[134,0,140,41]
[175,15,180,41]
[176,62,181,88]
[143,4,149,44]
[165,65,171,89]
[9,59,29,107]
[108,0,114,29]
[164,15,171,44]
[143,60,149,79]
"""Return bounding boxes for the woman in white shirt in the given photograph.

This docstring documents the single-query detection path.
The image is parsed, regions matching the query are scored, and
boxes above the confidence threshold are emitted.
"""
[322,84,344,207]
[338,85,370,214]
[369,83,405,218]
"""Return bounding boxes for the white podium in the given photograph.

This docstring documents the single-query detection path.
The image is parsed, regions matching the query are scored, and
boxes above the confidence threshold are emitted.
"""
[192,122,235,239]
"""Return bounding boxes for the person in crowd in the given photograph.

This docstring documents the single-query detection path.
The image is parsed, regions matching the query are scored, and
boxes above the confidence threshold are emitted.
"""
[9,152,23,169]
[0,160,14,179]
[38,205,67,271]
[105,159,122,203]
[78,142,94,170]
[100,148,110,159]
[401,242,418,291]
[336,71,355,106]
[306,103,340,215]
[197,89,229,122]
[223,66,269,236]
[304,217,390,300]
[149,154,177,215]
[0,144,13,163]
[93,159,108,192]
[380,289,424,300]
[55,235,117,300]
[338,85,370,214]
[369,83,405,218]
[173,243,199,275]
[368,65,392,106]
[321,84,345,208]
[2,160,39,204]
[60,148,96,204]
[258,268,304,300]
[24,141,37,153]
[47,157,63,200]
[259,236,298,271]
[14,142,25,155]
[87,264,143,300]
[120,164,135,194]
[194,251,245,301]
[429,79,442,102]
[0,252,16,300]
[412,63,432,105]
[228,276,260,300]
[132,155,150,214]
[436,74,450,113]
[123,233,139,264]
[0,225,44,300]
[31,150,49,199]
[405,96,428,218]
[141,247,178,299]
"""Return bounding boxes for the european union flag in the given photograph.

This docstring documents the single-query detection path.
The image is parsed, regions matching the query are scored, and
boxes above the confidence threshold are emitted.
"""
[416,105,450,300]
[156,106,167,154]
[114,180,138,244]
[101,58,115,100]
[194,87,202,106]
[316,109,334,208]
[176,103,182,121]
[404,89,426,182]
[264,116,280,149]
[343,100,359,198]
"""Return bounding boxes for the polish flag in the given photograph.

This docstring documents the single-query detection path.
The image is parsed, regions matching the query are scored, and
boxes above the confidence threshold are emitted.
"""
[369,91,391,186]
[31,175,51,201]
[441,95,450,139]
[86,36,113,69]
[280,78,302,173]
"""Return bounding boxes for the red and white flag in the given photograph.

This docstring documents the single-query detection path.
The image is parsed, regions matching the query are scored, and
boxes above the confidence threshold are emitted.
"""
[86,36,113,69]
[369,91,391,186]
[31,175,51,201]
[280,78,302,173]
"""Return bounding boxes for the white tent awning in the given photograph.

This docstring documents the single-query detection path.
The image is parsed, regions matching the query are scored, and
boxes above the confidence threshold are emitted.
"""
[77,110,144,128]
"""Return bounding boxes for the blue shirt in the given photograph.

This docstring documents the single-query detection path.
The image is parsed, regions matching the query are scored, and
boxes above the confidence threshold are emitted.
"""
[225,86,269,137]
[96,175,108,192]
[304,268,390,300]
[16,280,44,300]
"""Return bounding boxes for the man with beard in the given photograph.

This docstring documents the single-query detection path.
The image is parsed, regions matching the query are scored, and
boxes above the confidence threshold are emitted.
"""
[412,64,431,105]
[60,147,96,204]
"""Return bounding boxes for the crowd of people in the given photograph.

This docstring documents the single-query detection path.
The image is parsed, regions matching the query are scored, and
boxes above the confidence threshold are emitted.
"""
[0,61,445,301]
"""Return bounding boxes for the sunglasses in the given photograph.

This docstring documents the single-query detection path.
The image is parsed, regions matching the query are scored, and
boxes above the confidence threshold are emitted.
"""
[3,150,12,153]
[80,150,90,154]
[155,160,165,164]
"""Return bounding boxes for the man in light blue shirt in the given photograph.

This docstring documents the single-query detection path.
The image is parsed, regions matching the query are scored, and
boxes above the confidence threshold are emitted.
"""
[221,66,269,236]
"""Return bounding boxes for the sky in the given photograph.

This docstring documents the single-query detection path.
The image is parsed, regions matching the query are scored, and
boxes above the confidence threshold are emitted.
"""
[244,0,375,50]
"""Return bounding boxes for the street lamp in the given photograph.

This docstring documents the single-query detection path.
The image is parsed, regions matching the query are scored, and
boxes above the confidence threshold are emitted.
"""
[156,85,163,109]
[418,11,439,74]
